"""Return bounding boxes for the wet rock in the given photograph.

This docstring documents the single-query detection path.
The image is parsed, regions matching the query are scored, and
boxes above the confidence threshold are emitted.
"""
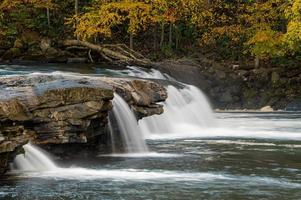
[1,48,21,60]
[67,58,87,63]
[286,99,301,111]
[0,125,36,174]
[100,77,167,118]
[220,90,233,103]
[0,74,167,174]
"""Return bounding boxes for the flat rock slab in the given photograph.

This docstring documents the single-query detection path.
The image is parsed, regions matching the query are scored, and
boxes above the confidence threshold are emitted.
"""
[0,73,167,174]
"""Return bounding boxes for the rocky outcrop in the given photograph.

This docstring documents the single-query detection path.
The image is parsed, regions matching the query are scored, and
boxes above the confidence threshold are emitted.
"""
[0,74,167,174]
[156,59,244,109]
[101,77,167,118]
[156,58,301,110]
[286,99,301,111]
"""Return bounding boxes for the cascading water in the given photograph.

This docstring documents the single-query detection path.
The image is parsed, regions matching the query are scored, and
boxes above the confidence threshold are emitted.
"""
[114,66,217,135]
[111,93,149,153]
[139,85,216,135]
[13,144,57,172]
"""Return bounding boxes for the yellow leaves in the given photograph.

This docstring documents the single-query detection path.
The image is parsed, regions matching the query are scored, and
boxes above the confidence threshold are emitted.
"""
[283,0,301,51]
[246,29,285,58]
[200,25,245,46]
[0,0,55,11]
[74,1,154,40]
[291,0,301,18]
[74,0,184,41]
[284,20,301,51]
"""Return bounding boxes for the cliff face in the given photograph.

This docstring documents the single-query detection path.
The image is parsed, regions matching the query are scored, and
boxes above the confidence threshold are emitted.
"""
[0,74,167,174]
[156,59,301,110]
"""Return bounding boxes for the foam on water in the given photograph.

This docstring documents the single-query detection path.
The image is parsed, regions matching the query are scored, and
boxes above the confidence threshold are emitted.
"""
[12,167,301,188]
[13,168,228,181]
[139,85,216,135]
[108,66,168,79]
[114,66,301,142]
[146,127,301,141]
[184,140,301,148]
[111,94,149,153]
[13,144,57,172]
[98,152,181,158]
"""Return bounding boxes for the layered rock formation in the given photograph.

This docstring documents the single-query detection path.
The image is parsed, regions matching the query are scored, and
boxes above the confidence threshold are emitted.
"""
[0,74,167,174]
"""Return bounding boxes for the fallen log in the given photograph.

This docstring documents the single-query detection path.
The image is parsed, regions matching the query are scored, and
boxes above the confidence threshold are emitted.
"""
[63,40,152,67]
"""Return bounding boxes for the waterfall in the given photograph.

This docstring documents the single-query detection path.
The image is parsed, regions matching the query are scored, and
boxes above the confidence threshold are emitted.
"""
[109,66,217,136]
[139,85,216,135]
[13,144,57,172]
[111,94,149,153]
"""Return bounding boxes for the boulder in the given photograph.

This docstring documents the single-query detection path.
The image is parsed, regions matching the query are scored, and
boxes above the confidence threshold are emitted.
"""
[13,39,23,49]
[1,48,21,60]
[40,38,52,54]
[260,106,274,112]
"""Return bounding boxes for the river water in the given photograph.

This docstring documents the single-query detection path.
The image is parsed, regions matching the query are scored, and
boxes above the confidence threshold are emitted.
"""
[0,64,300,200]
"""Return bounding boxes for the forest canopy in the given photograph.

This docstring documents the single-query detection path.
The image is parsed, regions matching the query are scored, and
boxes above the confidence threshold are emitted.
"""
[0,0,301,66]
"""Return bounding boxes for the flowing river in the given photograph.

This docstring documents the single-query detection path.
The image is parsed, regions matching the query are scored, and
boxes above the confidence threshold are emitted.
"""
[0,64,300,200]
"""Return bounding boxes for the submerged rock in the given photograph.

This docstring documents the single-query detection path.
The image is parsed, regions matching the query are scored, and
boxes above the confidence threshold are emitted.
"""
[0,74,167,174]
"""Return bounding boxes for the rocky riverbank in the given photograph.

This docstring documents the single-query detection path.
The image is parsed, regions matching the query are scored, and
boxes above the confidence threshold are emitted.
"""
[1,33,300,111]
[155,58,301,111]
[0,74,167,174]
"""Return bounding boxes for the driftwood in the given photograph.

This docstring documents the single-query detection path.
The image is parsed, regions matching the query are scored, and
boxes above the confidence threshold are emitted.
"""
[63,40,152,66]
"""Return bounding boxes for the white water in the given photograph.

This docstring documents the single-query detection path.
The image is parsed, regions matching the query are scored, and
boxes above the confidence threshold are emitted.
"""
[13,144,57,172]
[110,66,169,80]
[111,94,149,153]
[117,67,301,142]
[139,85,216,135]
[112,66,218,136]
[11,147,301,188]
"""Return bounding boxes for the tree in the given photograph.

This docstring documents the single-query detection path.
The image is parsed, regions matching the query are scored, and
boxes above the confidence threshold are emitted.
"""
[284,0,301,53]
[74,0,153,49]
[0,0,55,36]
[245,0,287,67]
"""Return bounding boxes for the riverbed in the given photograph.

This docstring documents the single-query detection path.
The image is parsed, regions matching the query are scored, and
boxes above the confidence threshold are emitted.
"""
[0,64,300,200]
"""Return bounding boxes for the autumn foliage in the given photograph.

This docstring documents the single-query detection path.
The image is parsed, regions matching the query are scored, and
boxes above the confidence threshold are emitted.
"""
[1,0,301,65]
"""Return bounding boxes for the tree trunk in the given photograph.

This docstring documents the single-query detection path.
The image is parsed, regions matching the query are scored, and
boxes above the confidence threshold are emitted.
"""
[75,0,79,40]
[75,0,79,16]
[153,26,157,50]
[175,25,180,50]
[63,40,151,66]
[169,23,173,48]
[130,33,134,50]
[160,23,165,48]
[255,56,260,68]
[46,8,50,29]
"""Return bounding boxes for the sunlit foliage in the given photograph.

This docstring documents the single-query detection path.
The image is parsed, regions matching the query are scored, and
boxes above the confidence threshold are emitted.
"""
[1,0,301,65]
